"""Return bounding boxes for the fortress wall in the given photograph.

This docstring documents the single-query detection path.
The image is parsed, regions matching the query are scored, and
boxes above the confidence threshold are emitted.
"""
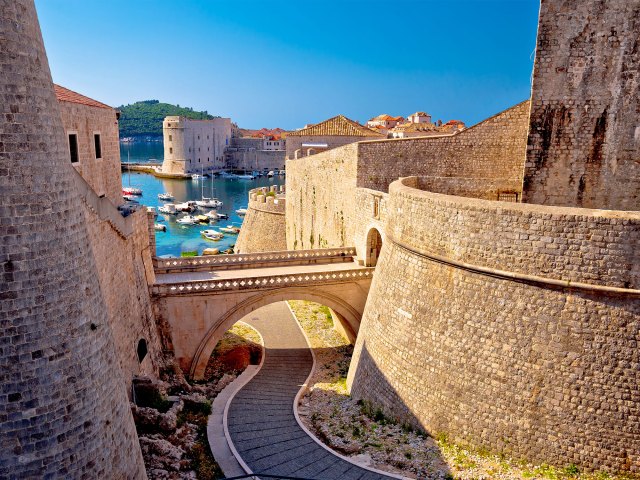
[235,185,287,253]
[523,0,640,210]
[226,149,286,171]
[348,178,640,472]
[59,100,123,205]
[286,134,376,160]
[356,100,531,197]
[0,1,146,477]
[83,205,163,383]
[286,143,360,250]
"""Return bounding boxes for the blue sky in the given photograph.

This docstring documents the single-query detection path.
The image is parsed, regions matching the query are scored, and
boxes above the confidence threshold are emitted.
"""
[35,0,540,130]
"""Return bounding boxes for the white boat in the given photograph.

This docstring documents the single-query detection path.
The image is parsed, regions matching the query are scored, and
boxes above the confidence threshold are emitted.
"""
[235,208,248,216]
[196,197,223,208]
[201,229,224,241]
[267,171,274,177]
[154,223,167,232]
[158,203,177,214]
[177,215,198,225]
[216,213,229,220]
[236,174,255,180]
[123,187,143,195]
[176,201,198,212]
[158,192,174,201]
[219,225,240,234]
[123,194,138,202]
[191,174,204,180]
[204,210,219,221]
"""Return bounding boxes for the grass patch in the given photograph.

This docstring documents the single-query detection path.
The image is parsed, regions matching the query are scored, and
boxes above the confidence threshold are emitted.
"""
[180,250,198,257]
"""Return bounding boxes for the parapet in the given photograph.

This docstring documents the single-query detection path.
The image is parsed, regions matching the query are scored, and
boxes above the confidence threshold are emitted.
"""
[248,184,286,214]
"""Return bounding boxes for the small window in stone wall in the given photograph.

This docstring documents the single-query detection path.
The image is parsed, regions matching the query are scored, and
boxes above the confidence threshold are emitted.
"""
[169,134,172,142]
[169,147,173,154]
[373,196,381,219]
[68,133,79,163]
[94,134,102,159]
[498,192,518,202]
[137,339,148,363]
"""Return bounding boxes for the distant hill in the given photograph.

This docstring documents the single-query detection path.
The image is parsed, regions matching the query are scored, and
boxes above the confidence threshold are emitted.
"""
[117,100,216,138]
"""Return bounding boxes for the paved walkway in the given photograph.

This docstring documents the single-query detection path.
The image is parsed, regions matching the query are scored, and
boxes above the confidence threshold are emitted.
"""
[155,260,363,284]
[227,302,395,479]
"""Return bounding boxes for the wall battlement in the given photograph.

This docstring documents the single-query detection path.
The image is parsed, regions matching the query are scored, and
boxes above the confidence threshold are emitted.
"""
[235,185,287,253]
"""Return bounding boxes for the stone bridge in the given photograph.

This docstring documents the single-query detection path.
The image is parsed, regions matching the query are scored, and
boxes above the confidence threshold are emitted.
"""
[151,248,374,379]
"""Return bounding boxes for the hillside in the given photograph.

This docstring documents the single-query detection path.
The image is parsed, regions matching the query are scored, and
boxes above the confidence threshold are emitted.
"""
[117,100,216,138]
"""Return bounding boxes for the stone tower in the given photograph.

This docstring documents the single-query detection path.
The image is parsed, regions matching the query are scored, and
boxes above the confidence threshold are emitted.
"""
[523,0,640,210]
[0,1,146,478]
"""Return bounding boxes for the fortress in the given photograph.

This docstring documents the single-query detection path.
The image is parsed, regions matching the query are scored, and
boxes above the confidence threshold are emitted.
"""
[1,0,638,478]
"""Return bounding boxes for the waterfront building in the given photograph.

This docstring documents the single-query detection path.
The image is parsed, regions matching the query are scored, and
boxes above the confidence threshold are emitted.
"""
[161,116,232,174]
[407,111,432,123]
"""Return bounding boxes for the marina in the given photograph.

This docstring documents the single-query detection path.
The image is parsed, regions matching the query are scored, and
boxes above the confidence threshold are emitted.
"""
[122,165,279,257]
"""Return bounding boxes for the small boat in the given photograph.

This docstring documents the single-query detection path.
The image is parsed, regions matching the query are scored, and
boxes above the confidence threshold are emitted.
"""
[154,223,167,232]
[252,170,262,177]
[196,197,223,208]
[267,171,274,177]
[123,187,143,195]
[202,248,220,256]
[159,203,177,214]
[158,192,174,201]
[196,214,209,223]
[201,229,224,241]
[235,208,248,216]
[221,248,234,255]
[176,201,198,212]
[191,174,204,180]
[219,225,240,234]
[216,213,229,220]
[177,215,198,225]
[123,194,139,202]
[204,211,219,221]
[236,174,255,180]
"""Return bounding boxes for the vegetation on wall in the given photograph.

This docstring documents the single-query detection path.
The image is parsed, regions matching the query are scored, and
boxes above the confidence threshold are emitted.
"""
[117,100,216,138]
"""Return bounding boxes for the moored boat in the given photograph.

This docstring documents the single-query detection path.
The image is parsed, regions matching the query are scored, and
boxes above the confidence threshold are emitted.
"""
[196,214,209,223]
[177,215,198,225]
[159,203,177,214]
[154,223,167,232]
[216,213,229,220]
[158,192,174,201]
[123,187,143,195]
[202,248,220,255]
[235,208,248,216]
[219,225,240,234]
[201,229,224,241]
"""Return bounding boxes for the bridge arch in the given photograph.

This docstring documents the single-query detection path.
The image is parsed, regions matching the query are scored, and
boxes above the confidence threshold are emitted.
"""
[189,287,361,379]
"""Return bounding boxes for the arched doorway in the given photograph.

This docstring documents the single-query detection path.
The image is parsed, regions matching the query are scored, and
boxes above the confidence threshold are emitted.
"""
[365,228,383,267]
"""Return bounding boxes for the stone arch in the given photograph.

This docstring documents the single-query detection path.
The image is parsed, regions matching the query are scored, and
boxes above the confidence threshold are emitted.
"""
[189,287,362,379]
[294,148,302,159]
[307,148,316,156]
[364,227,384,267]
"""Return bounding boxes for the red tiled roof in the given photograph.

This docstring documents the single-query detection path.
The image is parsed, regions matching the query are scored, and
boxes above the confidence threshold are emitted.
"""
[288,115,384,137]
[54,84,112,110]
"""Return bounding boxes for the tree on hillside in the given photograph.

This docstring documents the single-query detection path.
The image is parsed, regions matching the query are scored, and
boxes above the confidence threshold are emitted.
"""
[117,100,218,137]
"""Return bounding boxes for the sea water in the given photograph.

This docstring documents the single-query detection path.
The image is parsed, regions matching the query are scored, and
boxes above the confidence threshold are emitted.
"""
[120,142,281,257]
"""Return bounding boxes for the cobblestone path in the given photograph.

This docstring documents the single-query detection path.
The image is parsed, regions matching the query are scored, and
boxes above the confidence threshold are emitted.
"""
[227,301,394,479]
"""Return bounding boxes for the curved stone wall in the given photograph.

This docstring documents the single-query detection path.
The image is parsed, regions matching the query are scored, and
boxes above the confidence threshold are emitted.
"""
[235,185,287,253]
[348,177,640,473]
[0,2,146,477]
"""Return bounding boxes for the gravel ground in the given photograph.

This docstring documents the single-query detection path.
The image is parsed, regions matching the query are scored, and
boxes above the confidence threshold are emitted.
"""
[288,300,636,480]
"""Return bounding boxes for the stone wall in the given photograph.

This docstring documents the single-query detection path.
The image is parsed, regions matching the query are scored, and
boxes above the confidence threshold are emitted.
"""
[347,177,640,472]
[59,99,123,205]
[225,149,286,172]
[357,100,531,197]
[82,203,163,382]
[286,143,360,250]
[523,0,640,210]
[0,1,146,477]
[235,185,287,253]
[286,134,377,160]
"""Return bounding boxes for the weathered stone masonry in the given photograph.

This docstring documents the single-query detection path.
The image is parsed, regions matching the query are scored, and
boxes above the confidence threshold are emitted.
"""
[0,1,146,477]
[235,185,287,254]
[523,0,640,210]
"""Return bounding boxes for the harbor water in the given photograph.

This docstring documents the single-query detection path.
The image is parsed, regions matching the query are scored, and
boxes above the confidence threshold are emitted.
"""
[120,142,281,257]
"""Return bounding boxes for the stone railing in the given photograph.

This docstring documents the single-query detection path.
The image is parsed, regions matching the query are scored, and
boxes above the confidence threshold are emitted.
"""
[154,247,357,271]
[152,267,374,296]
[72,167,135,238]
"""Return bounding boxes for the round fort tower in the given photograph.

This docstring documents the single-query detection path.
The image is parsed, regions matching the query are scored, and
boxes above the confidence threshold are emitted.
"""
[162,116,187,174]
[0,1,146,478]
